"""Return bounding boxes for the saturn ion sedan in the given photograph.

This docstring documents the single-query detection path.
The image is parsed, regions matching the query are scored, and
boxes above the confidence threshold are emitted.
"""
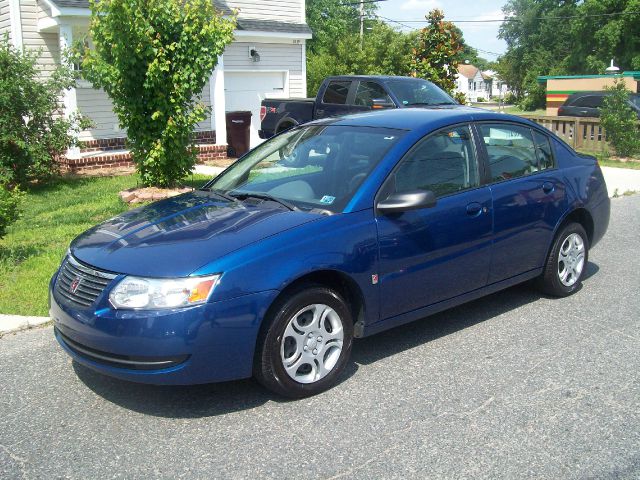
[50,108,610,398]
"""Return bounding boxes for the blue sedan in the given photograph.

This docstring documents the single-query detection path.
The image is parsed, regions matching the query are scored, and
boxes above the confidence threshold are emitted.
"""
[50,108,610,397]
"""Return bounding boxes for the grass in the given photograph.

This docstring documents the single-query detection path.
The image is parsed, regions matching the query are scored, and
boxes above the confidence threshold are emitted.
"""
[0,173,211,316]
[575,150,640,169]
[502,106,547,116]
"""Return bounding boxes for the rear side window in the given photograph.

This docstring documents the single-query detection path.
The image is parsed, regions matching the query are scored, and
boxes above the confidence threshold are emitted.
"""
[533,130,554,170]
[354,82,392,107]
[322,81,351,105]
[479,124,539,182]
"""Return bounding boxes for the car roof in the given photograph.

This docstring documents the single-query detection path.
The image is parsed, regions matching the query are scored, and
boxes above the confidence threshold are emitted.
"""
[306,107,534,133]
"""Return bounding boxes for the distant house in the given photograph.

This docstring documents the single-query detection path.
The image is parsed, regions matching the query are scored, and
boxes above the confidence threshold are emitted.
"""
[455,64,510,103]
[0,0,311,168]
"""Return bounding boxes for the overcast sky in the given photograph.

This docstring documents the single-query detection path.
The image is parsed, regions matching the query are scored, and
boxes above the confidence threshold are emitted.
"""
[376,0,508,60]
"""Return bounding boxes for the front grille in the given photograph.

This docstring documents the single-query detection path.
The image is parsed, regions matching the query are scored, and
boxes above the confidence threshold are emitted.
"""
[55,255,117,308]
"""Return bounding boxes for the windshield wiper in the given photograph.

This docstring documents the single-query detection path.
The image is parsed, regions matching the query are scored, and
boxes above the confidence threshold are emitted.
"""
[198,188,240,203]
[231,191,299,211]
[405,101,456,106]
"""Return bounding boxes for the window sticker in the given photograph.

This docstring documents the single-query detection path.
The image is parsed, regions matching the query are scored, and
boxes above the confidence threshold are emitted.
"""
[320,195,336,205]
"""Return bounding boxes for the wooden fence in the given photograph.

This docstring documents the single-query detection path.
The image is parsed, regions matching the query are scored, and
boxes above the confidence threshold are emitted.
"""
[519,115,609,152]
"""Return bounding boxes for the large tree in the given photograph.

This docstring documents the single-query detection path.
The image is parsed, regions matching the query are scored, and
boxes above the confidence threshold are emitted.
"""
[82,0,235,187]
[410,9,463,93]
[497,0,640,110]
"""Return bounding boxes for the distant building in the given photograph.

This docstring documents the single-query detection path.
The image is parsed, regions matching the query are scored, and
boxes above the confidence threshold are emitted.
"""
[537,72,640,115]
[455,64,511,103]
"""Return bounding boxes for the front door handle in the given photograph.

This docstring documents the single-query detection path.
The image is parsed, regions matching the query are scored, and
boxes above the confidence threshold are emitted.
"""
[466,202,483,217]
[542,181,554,194]
[316,109,325,117]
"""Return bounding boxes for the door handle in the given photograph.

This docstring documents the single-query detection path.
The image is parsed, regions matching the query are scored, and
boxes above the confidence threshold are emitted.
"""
[542,182,554,194]
[316,109,325,117]
[466,202,483,216]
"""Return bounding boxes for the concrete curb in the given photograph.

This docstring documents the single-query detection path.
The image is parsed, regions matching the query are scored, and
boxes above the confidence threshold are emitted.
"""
[0,315,51,335]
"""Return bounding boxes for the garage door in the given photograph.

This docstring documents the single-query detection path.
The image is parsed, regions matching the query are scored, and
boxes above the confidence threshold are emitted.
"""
[225,71,288,148]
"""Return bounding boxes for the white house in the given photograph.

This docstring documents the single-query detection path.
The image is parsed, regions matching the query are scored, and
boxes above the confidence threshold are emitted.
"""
[0,0,311,167]
[455,64,510,103]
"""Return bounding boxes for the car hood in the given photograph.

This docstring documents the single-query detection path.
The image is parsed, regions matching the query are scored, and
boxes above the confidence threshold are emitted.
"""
[70,191,320,277]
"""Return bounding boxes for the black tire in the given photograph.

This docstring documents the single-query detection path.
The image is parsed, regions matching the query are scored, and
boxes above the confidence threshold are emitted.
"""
[254,285,353,398]
[536,222,589,297]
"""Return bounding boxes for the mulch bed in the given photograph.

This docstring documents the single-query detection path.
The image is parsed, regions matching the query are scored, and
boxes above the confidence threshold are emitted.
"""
[119,187,193,204]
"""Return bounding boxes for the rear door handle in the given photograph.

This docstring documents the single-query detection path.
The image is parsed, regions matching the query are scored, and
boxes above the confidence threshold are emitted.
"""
[466,202,483,217]
[542,182,554,194]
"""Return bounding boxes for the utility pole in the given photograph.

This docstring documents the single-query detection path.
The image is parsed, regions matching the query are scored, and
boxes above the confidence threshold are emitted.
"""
[359,0,364,49]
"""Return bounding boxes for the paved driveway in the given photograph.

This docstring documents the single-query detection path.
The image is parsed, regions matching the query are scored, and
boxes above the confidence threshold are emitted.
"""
[1,196,639,479]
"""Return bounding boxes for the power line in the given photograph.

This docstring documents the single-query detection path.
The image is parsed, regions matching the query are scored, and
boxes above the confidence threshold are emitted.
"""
[340,0,387,6]
[381,10,640,24]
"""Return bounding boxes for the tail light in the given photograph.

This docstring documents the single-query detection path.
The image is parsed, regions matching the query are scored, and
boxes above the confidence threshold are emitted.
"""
[259,106,267,122]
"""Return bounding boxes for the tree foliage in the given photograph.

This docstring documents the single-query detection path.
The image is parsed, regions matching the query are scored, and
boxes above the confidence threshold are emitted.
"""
[600,80,640,157]
[82,0,235,187]
[410,9,462,94]
[306,1,413,95]
[0,35,87,188]
[497,0,640,110]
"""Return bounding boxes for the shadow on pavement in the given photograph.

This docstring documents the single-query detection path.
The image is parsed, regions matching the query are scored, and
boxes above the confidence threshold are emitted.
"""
[74,262,598,418]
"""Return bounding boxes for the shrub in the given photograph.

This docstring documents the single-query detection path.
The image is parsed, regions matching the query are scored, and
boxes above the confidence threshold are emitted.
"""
[601,80,640,157]
[0,35,88,188]
[0,181,21,238]
[82,0,236,188]
[453,92,467,105]
[504,92,517,105]
[476,97,486,103]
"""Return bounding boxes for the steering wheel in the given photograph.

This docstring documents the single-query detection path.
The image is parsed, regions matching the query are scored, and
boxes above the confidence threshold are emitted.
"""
[348,173,367,193]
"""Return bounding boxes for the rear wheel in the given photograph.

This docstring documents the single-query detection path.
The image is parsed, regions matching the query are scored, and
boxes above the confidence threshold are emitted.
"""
[254,286,353,398]
[537,222,589,297]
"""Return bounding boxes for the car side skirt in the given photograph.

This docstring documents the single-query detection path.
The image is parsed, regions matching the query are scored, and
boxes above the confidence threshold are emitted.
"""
[362,268,543,337]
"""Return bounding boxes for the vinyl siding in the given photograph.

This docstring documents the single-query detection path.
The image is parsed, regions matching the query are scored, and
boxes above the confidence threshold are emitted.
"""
[224,41,306,97]
[0,0,10,41]
[20,0,59,78]
[224,0,302,23]
[77,81,213,141]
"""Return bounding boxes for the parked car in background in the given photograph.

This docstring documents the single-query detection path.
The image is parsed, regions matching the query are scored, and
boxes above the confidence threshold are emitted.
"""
[259,75,458,138]
[51,108,609,398]
[558,91,640,118]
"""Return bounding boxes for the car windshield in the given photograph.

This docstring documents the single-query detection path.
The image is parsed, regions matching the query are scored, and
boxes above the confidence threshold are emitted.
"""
[386,78,457,106]
[206,125,405,213]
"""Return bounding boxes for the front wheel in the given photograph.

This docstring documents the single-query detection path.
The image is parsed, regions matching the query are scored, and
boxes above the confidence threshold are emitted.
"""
[254,286,353,398]
[536,222,589,297]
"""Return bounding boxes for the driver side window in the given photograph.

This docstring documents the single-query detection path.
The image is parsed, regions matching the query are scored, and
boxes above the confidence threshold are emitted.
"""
[391,125,480,198]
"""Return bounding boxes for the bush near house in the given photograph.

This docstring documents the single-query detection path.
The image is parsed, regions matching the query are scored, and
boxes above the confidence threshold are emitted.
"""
[82,0,235,188]
[601,81,640,158]
[0,35,87,189]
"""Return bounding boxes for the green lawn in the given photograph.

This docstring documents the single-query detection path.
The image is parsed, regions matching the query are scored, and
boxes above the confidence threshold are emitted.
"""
[0,173,211,316]
[503,106,547,116]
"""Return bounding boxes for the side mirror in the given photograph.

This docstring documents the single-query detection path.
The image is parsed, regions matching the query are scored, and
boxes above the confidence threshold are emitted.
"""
[371,98,395,109]
[376,190,437,214]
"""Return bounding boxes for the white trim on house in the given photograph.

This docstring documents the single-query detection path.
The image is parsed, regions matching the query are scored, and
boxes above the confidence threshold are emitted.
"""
[234,30,311,40]
[39,0,90,18]
[210,55,227,146]
[8,0,22,49]
[59,23,80,158]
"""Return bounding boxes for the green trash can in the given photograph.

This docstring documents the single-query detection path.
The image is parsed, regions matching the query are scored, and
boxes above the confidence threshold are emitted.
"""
[225,111,252,157]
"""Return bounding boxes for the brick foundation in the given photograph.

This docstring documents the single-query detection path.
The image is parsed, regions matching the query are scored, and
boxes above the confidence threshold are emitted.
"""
[77,130,218,154]
[61,143,227,173]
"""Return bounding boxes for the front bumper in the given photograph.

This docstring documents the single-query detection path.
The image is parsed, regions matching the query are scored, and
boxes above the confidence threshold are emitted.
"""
[50,275,278,385]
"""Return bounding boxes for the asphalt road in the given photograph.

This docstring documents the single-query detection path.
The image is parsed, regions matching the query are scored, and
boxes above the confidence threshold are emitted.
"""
[1,196,639,480]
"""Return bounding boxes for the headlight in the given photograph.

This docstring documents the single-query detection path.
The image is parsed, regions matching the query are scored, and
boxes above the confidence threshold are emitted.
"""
[109,274,220,310]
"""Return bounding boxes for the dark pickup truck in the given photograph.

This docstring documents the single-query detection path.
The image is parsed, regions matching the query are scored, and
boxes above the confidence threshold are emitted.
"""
[259,75,458,139]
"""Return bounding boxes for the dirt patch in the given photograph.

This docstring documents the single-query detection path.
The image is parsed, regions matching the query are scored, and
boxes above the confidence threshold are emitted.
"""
[199,157,236,168]
[72,166,136,177]
[119,186,193,204]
